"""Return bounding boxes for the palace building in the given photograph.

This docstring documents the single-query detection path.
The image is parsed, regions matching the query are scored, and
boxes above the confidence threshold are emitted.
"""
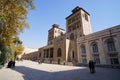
[22,6,120,65]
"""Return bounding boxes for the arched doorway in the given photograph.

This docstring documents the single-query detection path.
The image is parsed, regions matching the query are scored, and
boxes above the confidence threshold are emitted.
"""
[57,48,62,57]
[58,59,60,64]
[57,48,62,64]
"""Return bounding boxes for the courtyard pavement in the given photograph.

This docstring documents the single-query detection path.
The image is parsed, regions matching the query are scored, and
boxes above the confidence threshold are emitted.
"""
[0,60,120,80]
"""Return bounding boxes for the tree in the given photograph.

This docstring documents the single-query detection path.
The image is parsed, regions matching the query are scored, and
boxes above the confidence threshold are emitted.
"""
[0,0,35,64]
[13,37,24,60]
[0,41,12,65]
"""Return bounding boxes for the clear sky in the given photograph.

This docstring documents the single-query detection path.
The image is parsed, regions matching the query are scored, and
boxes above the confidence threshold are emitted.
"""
[19,0,120,49]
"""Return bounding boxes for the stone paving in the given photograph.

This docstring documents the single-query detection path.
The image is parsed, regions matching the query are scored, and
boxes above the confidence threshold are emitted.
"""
[0,60,120,80]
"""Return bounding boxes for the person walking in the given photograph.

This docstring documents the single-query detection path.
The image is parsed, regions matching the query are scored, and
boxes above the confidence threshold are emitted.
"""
[12,61,16,68]
[89,60,95,73]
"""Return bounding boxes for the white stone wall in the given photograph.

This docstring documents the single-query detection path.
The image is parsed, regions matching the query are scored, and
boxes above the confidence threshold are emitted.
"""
[80,10,92,35]
[77,25,120,65]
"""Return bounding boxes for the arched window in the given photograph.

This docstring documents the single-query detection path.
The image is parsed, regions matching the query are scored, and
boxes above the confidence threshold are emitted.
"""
[82,58,87,63]
[92,43,98,53]
[50,48,53,58]
[57,48,62,57]
[94,58,100,64]
[106,38,116,52]
[81,45,86,54]
[70,33,74,40]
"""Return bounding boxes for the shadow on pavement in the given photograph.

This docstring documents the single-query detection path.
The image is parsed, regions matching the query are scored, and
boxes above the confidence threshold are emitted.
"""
[11,65,120,80]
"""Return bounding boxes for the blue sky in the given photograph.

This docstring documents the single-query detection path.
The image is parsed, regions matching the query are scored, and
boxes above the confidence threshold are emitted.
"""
[19,0,120,49]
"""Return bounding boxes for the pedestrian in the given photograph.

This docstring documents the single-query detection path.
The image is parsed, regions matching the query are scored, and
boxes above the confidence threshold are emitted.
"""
[7,60,13,68]
[89,60,95,73]
[12,61,16,68]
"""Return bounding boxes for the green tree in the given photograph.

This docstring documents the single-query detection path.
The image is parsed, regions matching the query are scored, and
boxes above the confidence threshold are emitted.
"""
[12,37,24,60]
[0,0,35,65]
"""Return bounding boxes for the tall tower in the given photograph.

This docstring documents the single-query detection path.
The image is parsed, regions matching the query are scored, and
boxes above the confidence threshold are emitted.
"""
[66,6,92,40]
[47,24,65,45]
[66,6,92,62]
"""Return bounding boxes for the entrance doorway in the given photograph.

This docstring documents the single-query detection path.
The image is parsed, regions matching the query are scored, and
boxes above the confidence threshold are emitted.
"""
[58,59,60,64]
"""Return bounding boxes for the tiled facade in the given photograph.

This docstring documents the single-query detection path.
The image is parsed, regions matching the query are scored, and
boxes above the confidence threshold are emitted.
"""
[22,6,120,65]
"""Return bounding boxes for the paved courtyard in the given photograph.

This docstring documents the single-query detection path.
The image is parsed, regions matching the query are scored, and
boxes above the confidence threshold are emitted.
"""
[0,60,120,80]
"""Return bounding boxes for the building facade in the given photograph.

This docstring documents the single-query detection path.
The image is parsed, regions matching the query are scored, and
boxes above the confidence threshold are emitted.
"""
[21,48,38,61]
[22,6,120,65]
[22,51,38,61]
[77,25,120,65]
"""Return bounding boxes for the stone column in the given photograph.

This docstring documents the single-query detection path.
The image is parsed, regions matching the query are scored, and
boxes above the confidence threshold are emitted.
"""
[77,43,81,63]
[86,41,91,63]
[98,38,107,64]
[116,34,120,64]
[49,48,50,58]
